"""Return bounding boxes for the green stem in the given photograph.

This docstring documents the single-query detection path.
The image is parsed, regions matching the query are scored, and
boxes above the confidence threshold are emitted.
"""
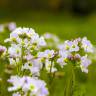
[49,60,55,95]
[71,67,75,96]
[17,46,24,76]
[64,65,75,96]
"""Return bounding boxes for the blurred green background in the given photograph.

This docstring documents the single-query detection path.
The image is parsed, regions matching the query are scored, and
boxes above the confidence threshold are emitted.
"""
[0,0,96,96]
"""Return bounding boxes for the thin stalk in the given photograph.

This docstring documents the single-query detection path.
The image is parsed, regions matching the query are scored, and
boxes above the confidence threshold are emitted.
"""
[49,60,55,95]
[17,45,24,76]
[64,65,76,96]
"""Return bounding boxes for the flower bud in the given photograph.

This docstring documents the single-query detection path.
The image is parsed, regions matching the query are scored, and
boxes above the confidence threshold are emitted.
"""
[0,45,6,56]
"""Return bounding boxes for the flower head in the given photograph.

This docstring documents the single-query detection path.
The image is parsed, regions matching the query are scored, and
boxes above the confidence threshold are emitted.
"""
[8,76,49,96]
[38,50,55,59]
[80,55,91,73]
[8,22,16,31]
[0,45,7,56]
[81,37,93,53]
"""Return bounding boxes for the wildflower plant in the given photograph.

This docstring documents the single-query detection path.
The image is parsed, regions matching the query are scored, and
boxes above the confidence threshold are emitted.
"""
[0,26,94,96]
[57,37,93,73]
[4,27,49,96]
[57,37,93,96]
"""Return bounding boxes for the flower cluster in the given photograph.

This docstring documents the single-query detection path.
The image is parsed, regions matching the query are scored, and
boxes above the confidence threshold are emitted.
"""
[2,27,94,96]
[8,76,49,96]
[37,49,57,73]
[5,27,46,75]
[4,27,49,96]
[57,37,93,73]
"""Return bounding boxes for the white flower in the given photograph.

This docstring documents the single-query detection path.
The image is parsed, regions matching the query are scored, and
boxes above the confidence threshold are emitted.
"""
[22,58,42,76]
[59,50,69,58]
[24,53,33,61]
[57,57,67,68]
[8,44,21,58]
[22,76,49,96]
[8,76,24,91]
[9,58,19,65]
[9,58,16,65]
[26,28,36,37]
[8,22,16,31]
[0,45,7,54]
[45,59,57,73]
[80,55,91,73]
[30,32,39,43]
[43,33,59,42]
[16,27,36,38]
[8,76,49,96]
[58,43,65,50]
[22,62,40,76]
[64,40,79,52]
[43,33,53,39]
[57,50,70,67]
[12,92,21,96]
[38,50,55,59]
[38,36,46,47]
[5,27,46,50]
[43,33,60,48]
[81,37,93,53]
[4,31,21,43]
[58,39,79,52]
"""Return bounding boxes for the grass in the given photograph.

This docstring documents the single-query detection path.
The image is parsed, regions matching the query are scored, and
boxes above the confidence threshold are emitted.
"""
[0,11,96,96]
